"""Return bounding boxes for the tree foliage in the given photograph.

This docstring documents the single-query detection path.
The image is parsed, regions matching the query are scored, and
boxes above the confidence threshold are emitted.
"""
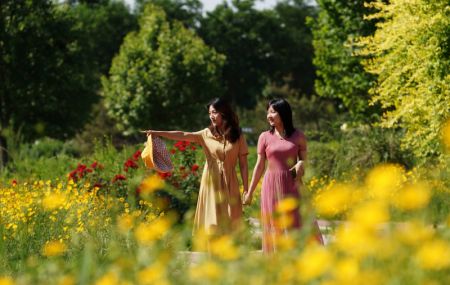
[271,0,317,95]
[67,0,138,76]
[0,1,97,140]
[311,0,378,118]
[199,0,317,109]
[358,0,450,162]
[102,4,225,134]
[136,0,203,28]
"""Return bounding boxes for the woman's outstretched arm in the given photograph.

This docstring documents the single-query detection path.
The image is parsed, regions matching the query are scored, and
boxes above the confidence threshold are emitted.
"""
[141,130,200,143]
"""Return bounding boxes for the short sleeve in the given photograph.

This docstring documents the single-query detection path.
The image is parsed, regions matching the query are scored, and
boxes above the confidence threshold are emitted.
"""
[191,128,207,145]
[257,132,267,156]
[238,134,249,156]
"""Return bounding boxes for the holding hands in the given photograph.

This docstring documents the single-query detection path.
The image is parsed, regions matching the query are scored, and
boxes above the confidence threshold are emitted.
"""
[243,191,253,205]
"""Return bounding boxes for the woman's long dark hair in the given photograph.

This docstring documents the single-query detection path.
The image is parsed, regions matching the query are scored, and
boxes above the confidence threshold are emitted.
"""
[207,98,241,143]
[268,98,296,138]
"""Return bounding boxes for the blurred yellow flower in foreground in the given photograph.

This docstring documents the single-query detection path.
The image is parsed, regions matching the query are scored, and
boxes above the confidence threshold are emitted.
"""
[42,193,66,210]
[138,262,169,285]
[395,221,434,246]
[42,240,67,257]
[117,213,134,233]
[95,272,119,285]
[314,184,353,217]
[0,277,14,285]
[140,175,165,195]
[192,228,210,252]
[365,164,405,199]
[296,245,333,282]
[416,239,450,270]
[332,257,359,283]
[276,197,298,213]
[348,201,389,230]
[393,183,431,211]
[190,261,223,282]
[58,275,75,285]
[275,235,296,251]
[334,223,378,258]
[134,217,172,245]
[210,235,239,260]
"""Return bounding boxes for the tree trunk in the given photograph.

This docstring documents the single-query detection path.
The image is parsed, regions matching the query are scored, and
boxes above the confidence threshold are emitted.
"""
[0,134,8,168]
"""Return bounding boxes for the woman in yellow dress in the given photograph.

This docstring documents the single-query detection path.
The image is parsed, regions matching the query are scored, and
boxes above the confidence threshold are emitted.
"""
[143,98,249,235]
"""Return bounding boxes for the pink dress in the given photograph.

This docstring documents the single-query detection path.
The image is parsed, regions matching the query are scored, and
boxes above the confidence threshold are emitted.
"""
[257,130,322,252]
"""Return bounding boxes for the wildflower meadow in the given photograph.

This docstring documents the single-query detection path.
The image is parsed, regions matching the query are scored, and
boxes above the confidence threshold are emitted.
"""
[1,0,449,284]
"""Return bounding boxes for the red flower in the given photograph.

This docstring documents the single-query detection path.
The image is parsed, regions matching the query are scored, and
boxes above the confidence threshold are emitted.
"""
[132,150,142,161]
[112,174,127,183]
[11,179,17,187]
[174,141,190,152]
[124,159,139,172]
[191,164,199,172]
[170,148,176,154]
[93,182,103,189]
[68,170,77,181]
[90,161,104,170]
[135,186,142,195]
[158,172,172,180]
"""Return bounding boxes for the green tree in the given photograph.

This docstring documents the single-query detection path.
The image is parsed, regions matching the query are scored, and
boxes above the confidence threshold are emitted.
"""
[358,0,450,162]
[199,0,318,109]
[136,0,203,28]
[102,4,225,134]
[270,0,317,95]
[311,0,378,118]
[67,0,138,76]
[0,0,98,166]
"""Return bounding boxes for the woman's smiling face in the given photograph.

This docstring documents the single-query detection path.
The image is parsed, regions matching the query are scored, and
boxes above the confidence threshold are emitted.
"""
[209,105,223,128]
[267,105,282,128]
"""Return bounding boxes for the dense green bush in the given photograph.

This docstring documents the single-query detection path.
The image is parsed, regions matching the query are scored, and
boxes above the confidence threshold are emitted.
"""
[307,125,415,180]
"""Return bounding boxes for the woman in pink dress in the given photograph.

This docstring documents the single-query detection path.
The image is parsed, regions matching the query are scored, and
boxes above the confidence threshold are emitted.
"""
[243,98,323,253]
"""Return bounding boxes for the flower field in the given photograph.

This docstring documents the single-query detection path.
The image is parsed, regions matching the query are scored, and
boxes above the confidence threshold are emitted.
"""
[0,134,449,285]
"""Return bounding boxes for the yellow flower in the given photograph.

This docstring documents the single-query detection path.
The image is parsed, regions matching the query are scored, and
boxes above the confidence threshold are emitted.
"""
[134,217,171,245]
[117,214,134,233]
[348,201,389,230]
[58,275,75,285]
[393,183,431,211]
[276,197,298,213]
[192,229,210,252]
[334,223,378,258]
[416,239,450,270]
[189,261,223,282]
[275,235,296,251]
[296,245,333,282]
[42,193,66,210]
[0,277,14,285]
[365,164,405,199]
[138,262,168,285]
[210,235,239,260]
[94,272,119,285]
[332,258,359,283]
[274,213,295,229]
[314,184,353,217]
[42,240,67,257]
[140,175,164,195]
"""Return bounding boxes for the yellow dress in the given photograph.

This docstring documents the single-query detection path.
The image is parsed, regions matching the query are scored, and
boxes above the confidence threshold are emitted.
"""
[192,128,248,235]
